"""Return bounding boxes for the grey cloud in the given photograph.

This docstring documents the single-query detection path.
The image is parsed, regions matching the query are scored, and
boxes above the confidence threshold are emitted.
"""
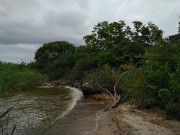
[0,0,180,63]
[0,0,90,45]
[0,44,41,63]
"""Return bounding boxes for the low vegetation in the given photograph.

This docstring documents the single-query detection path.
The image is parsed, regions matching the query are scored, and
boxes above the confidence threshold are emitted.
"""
[0,62,43,92]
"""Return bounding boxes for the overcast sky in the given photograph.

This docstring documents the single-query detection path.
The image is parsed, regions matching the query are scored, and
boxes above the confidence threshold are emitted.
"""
[0,0,180,63]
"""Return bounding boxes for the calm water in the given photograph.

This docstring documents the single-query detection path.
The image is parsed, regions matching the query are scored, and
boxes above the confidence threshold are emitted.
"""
[0,86,106,135]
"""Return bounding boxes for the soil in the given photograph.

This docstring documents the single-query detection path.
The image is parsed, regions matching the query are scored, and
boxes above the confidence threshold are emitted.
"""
[111,102,180,135]
[88,106,118,135]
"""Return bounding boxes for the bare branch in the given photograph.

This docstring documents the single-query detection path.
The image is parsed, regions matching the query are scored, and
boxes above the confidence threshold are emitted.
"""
[113,71,128,100]
[88,69,129,108]
[95,82,114,100]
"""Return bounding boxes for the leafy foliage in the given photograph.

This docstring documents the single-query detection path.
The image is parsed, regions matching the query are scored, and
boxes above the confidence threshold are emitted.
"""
[132,21,163,45]
[34,41,75,73]
[168,33,180,43]
[84,64,118,92]
[124,42,180,118]
[0,62,42,91]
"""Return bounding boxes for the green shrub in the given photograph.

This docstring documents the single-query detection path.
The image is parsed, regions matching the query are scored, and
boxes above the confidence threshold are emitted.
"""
[124,67,157,107]
[0,62,43,90]
[84,64,128,96]
[68,55,98,80]
[45,54,77,80]
[124,42,180,119]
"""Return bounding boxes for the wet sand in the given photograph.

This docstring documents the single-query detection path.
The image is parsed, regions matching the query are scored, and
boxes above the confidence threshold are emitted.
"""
[89,108,118,135]
[44,97,115,135]
[46,98,180,135]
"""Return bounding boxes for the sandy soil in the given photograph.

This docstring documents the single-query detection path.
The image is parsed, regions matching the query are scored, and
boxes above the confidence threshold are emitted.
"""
[86,95,179,135]
[88,107,118,135]
[111,103,180,135]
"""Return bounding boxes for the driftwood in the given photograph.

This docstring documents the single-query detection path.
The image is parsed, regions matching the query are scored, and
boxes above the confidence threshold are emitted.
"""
[112,89,130,108]
[93,71,129,108]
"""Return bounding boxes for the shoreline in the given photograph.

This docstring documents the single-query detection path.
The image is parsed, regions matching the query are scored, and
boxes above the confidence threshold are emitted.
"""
[44,95,107,135]
[1,83,179,134]
[92,101,180,135]
[39,84,117,135]
[41,83,180,135]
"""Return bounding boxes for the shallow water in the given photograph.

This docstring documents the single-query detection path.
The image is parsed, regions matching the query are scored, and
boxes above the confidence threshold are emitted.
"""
[0,86,82,135]
[44,97,106,135]
[0,86,106,135]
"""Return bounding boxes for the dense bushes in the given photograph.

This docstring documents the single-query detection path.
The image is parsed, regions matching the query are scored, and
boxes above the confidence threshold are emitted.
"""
[84,64,121,92]
[0,62,42,91]
[144,42,180,118]
[124,42,180,119]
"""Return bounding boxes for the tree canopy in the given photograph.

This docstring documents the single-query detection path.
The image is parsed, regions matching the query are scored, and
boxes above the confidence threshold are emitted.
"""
[83,20,163,51]
[34,41,75,72]
[35,41,75,64]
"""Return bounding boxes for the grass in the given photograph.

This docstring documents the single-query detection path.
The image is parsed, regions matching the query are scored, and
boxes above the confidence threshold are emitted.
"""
[0,61,43,91]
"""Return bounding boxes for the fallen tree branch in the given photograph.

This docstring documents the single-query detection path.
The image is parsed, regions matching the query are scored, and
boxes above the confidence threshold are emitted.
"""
[113,71,128,102]
[112,89,131,108]
[95,82,115,100]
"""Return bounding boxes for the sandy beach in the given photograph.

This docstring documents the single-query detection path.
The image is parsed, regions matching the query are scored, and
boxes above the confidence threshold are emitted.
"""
[111,103,180,135]
[82,96,180,135]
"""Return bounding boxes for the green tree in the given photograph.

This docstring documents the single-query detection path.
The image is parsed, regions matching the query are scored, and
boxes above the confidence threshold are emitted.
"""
[68,55,98,80]
[46,54,77,79]
[83,20,160,67]
[83,21,130,51]
[132,21,163,45]
[84,20,163,50]
[168,34,180,43]
[34,41,75,72]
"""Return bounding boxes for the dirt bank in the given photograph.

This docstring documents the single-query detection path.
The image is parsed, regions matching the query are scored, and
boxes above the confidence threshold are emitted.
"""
[74,94,180,135]
[111,102,180,135]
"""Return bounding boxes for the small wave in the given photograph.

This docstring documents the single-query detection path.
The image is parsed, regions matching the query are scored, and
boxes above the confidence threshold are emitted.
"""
[49,86,82,126]
[82,108,102,135]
